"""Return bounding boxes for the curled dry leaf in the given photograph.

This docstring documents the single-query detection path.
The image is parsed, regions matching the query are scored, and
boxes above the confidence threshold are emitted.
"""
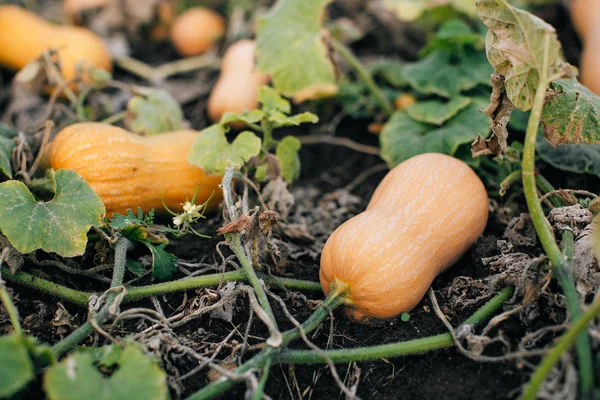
[472,73,515,157]
[217,215,252,235]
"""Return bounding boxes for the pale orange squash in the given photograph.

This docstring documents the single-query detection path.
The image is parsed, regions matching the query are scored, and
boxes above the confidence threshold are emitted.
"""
[319,153,489,321]
[207,40,270,123]
[0,5,112,83]
[48,123,223,216]
[570,0,600,94]
[170,7,225,56]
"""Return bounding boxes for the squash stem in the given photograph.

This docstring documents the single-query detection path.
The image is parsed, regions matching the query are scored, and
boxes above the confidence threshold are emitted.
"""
[275,286,514,364]
[327,36,394,117]
[222,168,279,332]
[186,287,513,400]
[521,33,594,396]
[0,280,22,334]
[51,235,130,357]
[0,266,322,306]
[252,357,272,400]
[535,174,565,207]
[185,290,345,400]
[522,293,600,400]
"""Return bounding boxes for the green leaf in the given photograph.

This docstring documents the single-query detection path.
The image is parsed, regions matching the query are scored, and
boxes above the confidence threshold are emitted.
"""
[44,344,168,400]
[373,60,407,88]
[220,110,266,126]
[258,86,291,114]
[404,48,492,98]
[269,111,319,127]
[109,208,153,231]
[188,125,262,174]
[382,0,477,21]
[541,79,600,145]
[422,19,483,55]
[0,169,105,256]
[126,259,145,276]
[537,138,600,177]
[0,123,18,139]
[380,97,491,167]
[276,136,302,183]
[0,334,35,398]
[256,0,337,100]
[126,87,183,135]
[142,242,177,281]
[476,0,568,111]
[400,312,411,322]
[405,96,472,125]
[0,136,15,179]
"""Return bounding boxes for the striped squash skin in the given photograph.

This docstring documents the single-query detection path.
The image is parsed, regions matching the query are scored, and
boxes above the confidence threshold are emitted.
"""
[319,153,489,321]
[48,123,223,217]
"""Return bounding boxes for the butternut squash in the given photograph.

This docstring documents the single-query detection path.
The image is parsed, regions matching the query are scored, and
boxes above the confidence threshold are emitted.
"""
[319,153,488,322]
[48,122,223,216]
[0,5,112,84]
[207,40,270,123]
[170,7,225,56]
[570,0,600,94]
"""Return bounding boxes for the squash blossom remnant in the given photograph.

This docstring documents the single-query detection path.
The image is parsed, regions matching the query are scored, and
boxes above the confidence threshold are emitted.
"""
[173,202,203,226]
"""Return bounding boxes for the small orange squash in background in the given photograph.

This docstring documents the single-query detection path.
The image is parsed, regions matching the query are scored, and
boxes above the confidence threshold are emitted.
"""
[0,5,112,83]
[207,40,270,123]
[319,153,489,322]
[570,0,600,94]
[170,7,225,56]
[48,122,223,216]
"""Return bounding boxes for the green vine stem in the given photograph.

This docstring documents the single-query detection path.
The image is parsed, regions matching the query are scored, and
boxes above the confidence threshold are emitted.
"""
[1,266,90,306]
[222,168,279,331]
[535,174,565,207]
[252,357,272,400]
[0,281,22,334]
[187,286,512,400]
[327,36,394,117]
[499,169,521,197]
[186,291,347,400]
[276,286,514,364]
[521,32,594,395]
[0,266,322,307]
[522,293,600,400]
[52,235,130,357]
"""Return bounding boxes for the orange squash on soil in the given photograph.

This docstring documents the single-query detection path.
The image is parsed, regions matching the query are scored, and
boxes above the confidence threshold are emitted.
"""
[48,123,223,216]
[207,40,270,123]
[319,153,489,322]
[170,7,225,56]
[0,5,112,83]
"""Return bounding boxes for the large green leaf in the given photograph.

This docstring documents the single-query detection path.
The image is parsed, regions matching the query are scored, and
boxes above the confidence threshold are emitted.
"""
[126,87,183,135]
[405,96,472,125]
[44,344,167,400]
[476,0,568,111]
[188,125,261,174]
[256,0,337,100]
[0,334,35,398]
[0,169,105,256]
[541,79,600,145]
[0,136,15,179]
[403,48,492,98]
[537,138,600,177]
[380,97,490,167]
